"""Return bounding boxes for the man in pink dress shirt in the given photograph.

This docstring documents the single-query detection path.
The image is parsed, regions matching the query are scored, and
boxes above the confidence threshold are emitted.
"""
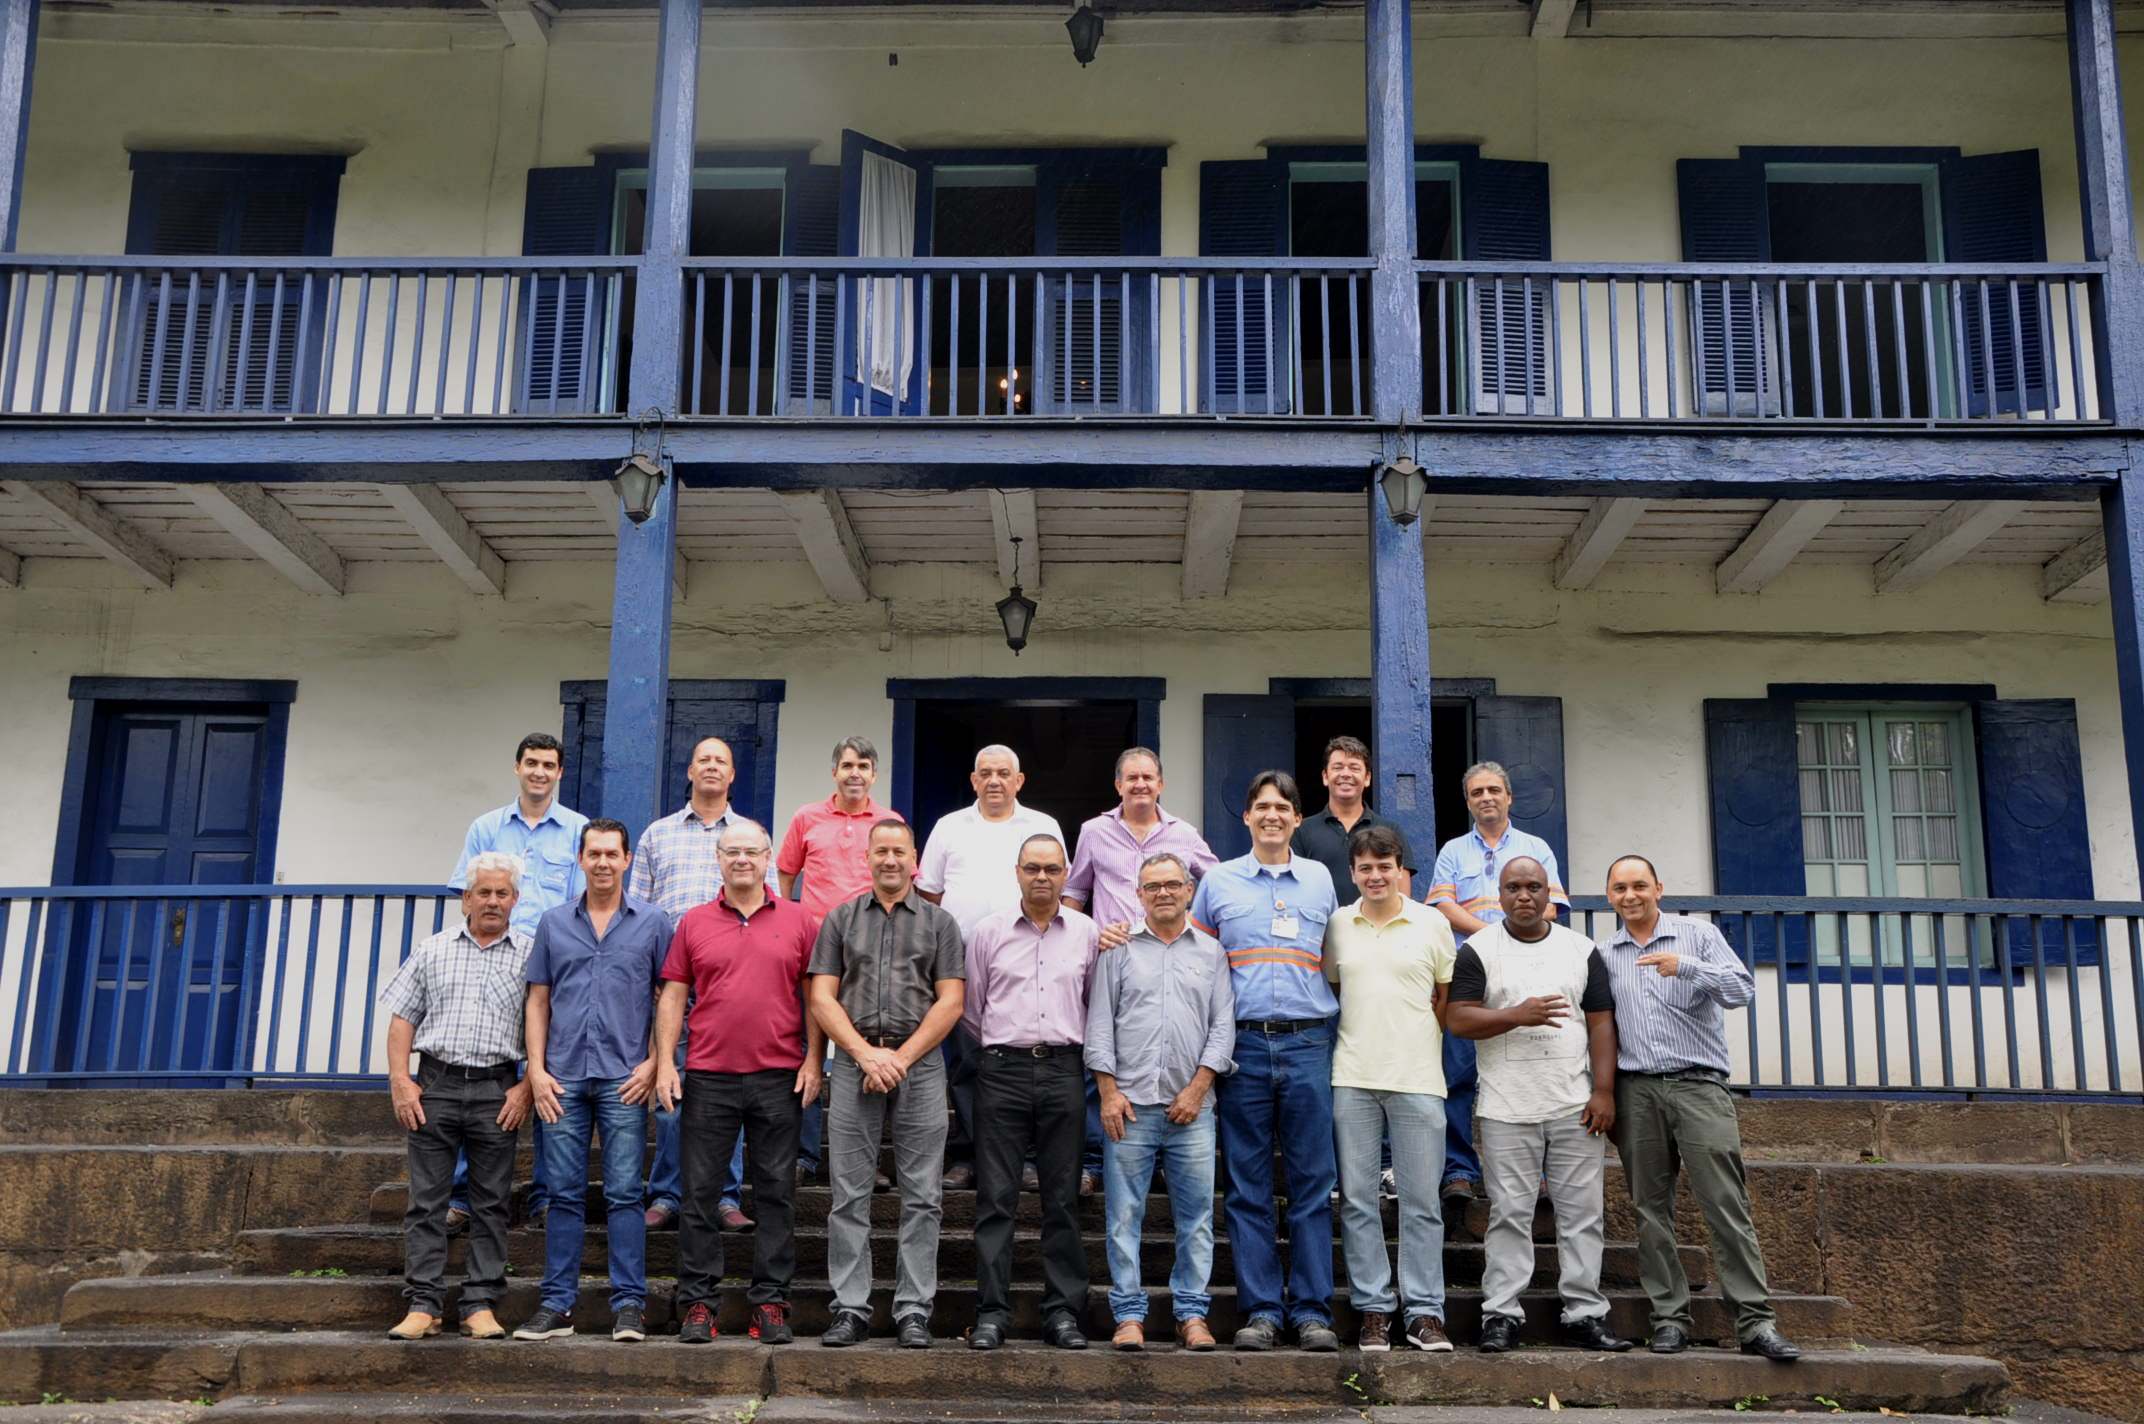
[1064,747,1219,933]
[960,832,1100,1352]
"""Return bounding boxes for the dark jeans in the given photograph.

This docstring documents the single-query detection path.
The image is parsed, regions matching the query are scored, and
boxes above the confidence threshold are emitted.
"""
[677,1068,802,1309]
[975,1048,1089,1327]
[402,1062,516,1319]
[1442,1032,1482,1188]
[451,1100,547,1214]
[649,1063,823,1210]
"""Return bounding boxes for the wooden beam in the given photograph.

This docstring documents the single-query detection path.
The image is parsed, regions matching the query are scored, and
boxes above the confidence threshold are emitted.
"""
[586,484,686,600]
[1715,498,1843,595]
[1181,489,1244,600]
[2045,528,2109,603]
[0,0,38,251]
[378,483,507,596]
[776,488,873,603]
[482,0,551,47]
[0,479,172,589]
[1366,0,1423,424]
[0,540,18,589]
[1874,499,2025,594]
[186,482,345,596]
[988,487,1042,589]
[1530,0,1580,38]
[1552,496,1645,589]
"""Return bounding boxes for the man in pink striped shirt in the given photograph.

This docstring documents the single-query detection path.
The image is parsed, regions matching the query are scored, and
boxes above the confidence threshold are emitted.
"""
[778,736,903,923]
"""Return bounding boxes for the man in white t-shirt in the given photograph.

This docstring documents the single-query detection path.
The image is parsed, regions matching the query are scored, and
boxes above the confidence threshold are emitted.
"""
[1444,856,1628,1356]
[916,744,1065,1188]
[1322,823,1457,1354]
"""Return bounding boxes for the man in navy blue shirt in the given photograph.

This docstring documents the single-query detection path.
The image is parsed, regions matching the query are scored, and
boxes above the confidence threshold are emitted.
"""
[511,818,673,1344]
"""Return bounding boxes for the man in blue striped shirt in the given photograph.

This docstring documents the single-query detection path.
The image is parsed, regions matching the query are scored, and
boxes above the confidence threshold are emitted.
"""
[1596,854,1800,1364]
[1188,770,1340,1353]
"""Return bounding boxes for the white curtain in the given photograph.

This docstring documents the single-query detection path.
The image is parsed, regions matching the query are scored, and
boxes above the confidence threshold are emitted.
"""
[857,151,917,398]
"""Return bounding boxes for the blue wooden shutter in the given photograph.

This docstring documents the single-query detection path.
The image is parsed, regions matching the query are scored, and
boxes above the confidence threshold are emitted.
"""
[560,680,786,826]
[1202,693,1294,861]
[1975,699,2096,965]
[1704,698,1808,963]
[1473,695,1569,885]
[519,165,612,413]
[1198,160,1286,413]
[1675,157,1770,413]
[1460,157,1551,413]
[1941,149,2049,416]
[783,164,840,412]
[1039,160,1160,413]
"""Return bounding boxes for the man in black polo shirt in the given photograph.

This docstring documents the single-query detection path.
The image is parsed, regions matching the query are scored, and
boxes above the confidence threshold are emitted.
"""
[1293,736,1416,899]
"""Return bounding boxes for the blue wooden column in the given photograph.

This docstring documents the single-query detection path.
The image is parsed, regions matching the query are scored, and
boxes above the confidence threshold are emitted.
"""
[0,0,39,250]
[1364,0,1436,859]
[598,0,699,833]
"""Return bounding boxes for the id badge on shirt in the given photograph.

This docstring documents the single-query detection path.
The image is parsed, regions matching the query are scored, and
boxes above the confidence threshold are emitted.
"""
[1271,898,1300,941]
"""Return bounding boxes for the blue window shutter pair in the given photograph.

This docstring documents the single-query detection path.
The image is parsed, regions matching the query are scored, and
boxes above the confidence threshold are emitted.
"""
[1459,157,1553,411]
[784,165,841,412]
[518,166,613,413]
[1674,158,1770,413]
[1704,695,2095,967]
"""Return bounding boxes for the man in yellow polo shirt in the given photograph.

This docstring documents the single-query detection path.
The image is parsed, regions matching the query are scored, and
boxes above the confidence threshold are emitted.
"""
[1322,823,1457,1353]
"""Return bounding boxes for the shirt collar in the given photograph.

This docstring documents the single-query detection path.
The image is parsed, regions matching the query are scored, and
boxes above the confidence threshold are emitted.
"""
[457,925,516,952]
[1131,917,1196,946]
[1110,803,1178,831]
[869,886,920,914]
[575,892,638,921]
[1318,802,1374,829]
[1609,915,1671,949]
[1346,895,1419,928]
[1470,822,1515,854]
[680,803,737,831]
[1249,852,1301,879]
[506,799,564,830]
[714,887,780,920]
[824,793,880,818]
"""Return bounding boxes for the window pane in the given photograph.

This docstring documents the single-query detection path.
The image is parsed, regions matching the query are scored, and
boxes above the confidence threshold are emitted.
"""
[1921,721,1950,765]
[1797,721,1821,766]
[1928,815,1958,862]
[1894,816,1925,861]
[1925,767,1955,813]
[1888,719,1918,765]
[1800,768,1827,812]
[1837,815,1867,862]
[1832,768,1864,812]
[1890,767,1922,813]
[1829,721,1858,763]
[1803,816,1833,861]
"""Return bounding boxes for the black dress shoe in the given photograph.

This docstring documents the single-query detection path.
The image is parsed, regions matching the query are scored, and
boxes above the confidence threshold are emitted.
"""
[1740,1326,1802,1362]
[1042,1315,1088,1350]
[1477,1314,1520,1353]
[968,1321,1005,1351]
[895,1313,933,1349]
[1649,1323,1689,1354]
[943,1161,976,1190]
[1561,1316,1632,1352]
[820,1311,870,1348]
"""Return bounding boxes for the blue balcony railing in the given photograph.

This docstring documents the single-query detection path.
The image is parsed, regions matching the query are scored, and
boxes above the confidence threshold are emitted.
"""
[1,883,2139,1096]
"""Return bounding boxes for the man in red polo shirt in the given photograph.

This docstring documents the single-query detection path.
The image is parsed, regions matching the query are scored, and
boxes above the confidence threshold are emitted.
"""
[778,736,901,923]
[654,817,824,1346]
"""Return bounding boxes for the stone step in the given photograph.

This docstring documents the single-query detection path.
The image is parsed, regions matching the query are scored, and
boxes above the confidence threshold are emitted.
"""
[188,1405,2044,1424]
[0,1328,2009,1416]
[233,1223,1710,1290]
[57,1272,1849,1344]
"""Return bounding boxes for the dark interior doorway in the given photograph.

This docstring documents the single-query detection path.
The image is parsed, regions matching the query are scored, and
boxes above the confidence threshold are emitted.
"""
[1288,696,1474,855]
[907,698,1138,864]
[1766,174,1937,419]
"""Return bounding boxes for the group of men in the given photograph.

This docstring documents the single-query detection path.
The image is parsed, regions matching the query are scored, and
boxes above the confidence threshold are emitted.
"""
[379,729,1800,1365]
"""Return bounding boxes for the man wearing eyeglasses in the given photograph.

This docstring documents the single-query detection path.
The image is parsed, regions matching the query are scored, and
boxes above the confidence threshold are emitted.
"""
[1425,761,1570,1213]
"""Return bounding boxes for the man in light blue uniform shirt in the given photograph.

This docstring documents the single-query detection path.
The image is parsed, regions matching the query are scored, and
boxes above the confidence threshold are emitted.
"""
[1188,770,1341,1353]
[1425,760,1570,1210]
[443,732,589,1229]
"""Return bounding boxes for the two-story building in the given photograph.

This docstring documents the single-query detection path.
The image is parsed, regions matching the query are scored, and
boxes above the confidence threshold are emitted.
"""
[0,0,2138,1100]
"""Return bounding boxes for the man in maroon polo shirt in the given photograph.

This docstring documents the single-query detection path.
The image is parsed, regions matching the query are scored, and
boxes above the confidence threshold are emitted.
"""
[654,818,825,1346]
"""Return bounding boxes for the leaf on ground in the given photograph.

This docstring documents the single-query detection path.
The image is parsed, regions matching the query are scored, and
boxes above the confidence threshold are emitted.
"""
[1546,1393,1562,1412]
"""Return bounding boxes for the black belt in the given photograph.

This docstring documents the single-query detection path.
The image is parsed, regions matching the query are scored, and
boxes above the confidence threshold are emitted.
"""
[1235,1018,1327,1036]
[858,1032,915,1048]
[420,1053,516,1083]
[983,1043,1083,1059]
[1629,1067,1728,1083]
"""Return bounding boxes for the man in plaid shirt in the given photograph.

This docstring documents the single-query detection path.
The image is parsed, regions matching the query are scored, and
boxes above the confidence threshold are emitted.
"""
[380,853,536,1342]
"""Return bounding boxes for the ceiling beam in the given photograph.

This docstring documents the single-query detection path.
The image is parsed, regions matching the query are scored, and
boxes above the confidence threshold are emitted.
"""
[988,488,1042,590]
[1874,499,2025,594]
[378,483,507,596]
[481,0,552,47]
[1181,489,1244,601]
[776,488,873,603]
[1,480,173,589]
[2044,528,2110,604]
[585,485,687,601]
[186,483,345,596]
[1529,0,1580,38]
[1715,498,1844,595]
[1552,497,1645,590]
[0,541,18,589]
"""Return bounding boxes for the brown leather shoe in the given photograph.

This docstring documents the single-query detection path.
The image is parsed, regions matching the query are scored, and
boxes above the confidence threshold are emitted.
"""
[459,1308,506,1340]
[386,1310,441,1341]
[1111,1319,1144,1351]
[1176,1317,1217,1351]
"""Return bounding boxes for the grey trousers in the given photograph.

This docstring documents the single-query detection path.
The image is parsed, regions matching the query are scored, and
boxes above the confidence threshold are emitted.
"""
[826,1046,947,1320]
[1479,1111,1609,1325]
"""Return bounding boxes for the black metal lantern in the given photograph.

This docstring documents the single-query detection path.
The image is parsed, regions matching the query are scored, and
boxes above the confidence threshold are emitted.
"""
[996,535,1039,654]
[1377,455,1428,526]
[1066,4,1104,66]
[612,416,671,525]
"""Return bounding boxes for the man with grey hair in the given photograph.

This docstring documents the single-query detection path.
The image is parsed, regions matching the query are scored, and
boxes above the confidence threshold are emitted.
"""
[1426,760,1572,1213]
[380,852,536,1341]
[916,744,1063,1188]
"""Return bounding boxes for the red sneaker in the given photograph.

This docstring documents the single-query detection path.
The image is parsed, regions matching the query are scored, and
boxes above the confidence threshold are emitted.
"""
[749,1302,793,1344]
[678,1302,717,1345]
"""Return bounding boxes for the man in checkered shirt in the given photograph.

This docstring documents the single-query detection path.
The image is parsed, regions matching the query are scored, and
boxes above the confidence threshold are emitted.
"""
[380,852,536,1342]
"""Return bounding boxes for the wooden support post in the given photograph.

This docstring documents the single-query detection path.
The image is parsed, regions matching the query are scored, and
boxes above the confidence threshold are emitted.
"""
[0,0,36,251]
[2069,0,2144,424]
[599,0,697,833]
[2102,472,2144,888]
[1364,0,1422,427]
[1368,471,1435,861]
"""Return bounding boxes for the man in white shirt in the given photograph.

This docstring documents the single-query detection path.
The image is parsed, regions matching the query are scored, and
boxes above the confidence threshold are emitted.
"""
[916,745,1064,1188]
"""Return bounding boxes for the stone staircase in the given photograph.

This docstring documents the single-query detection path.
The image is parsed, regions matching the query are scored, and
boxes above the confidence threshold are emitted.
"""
[0,1093,2020,1421]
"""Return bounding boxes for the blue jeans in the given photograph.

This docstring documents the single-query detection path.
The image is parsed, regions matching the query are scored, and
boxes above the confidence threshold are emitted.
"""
[1217,1022,1337,1329]
[652,1089,823,1210]
[451,1094,547,1215]
[1441,1034,1482,1188]
[1335,1086,1447,1321]
[1103,1101,1216,1323]
[539,1077,648,1314]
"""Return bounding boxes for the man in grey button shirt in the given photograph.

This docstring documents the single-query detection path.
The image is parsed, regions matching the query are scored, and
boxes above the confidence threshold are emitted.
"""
[1085,852,1235,1353]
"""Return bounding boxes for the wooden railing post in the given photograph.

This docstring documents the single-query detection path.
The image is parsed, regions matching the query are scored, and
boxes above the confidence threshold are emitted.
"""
[2068,0,2144,425]
[0,0,36,253]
